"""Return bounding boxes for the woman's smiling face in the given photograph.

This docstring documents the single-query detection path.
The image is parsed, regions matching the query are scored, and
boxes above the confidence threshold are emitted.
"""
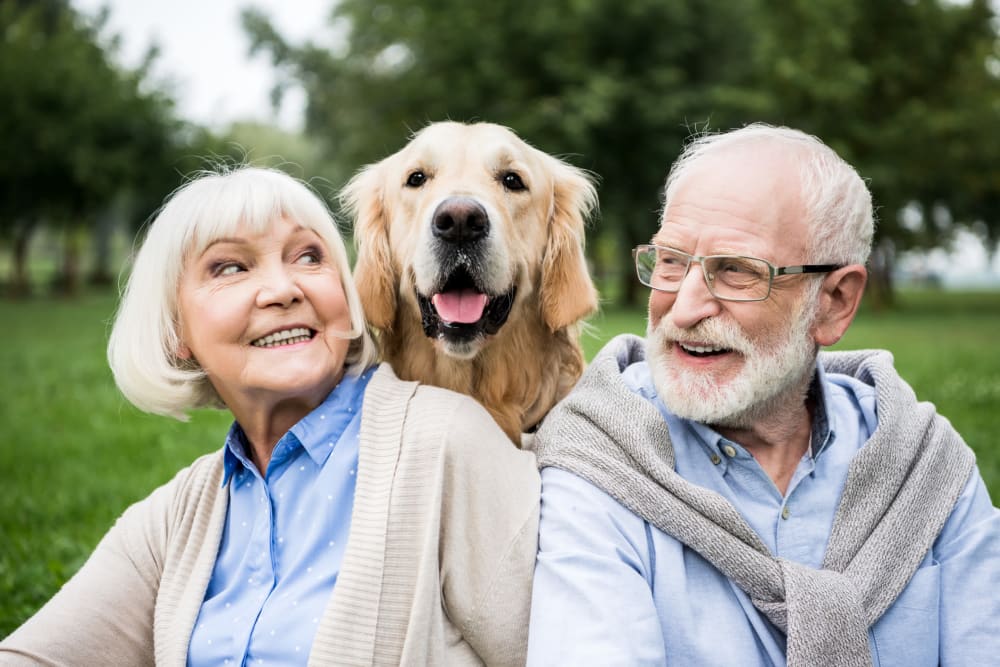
[176,216,353,415]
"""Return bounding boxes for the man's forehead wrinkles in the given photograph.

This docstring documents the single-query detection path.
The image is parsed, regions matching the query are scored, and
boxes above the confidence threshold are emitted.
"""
[665,197,744,219]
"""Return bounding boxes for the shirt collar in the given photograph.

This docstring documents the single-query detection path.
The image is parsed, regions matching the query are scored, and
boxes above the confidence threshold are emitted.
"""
[222,424,255,485]
[221,366,377,486]
[808,359,836,458]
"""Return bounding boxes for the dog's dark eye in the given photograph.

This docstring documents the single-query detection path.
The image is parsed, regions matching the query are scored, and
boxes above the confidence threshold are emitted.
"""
[501,172,526,192]
[405,170,427,188]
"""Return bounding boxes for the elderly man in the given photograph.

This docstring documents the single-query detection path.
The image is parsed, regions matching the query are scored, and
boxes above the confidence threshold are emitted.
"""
[526,124,1000,667]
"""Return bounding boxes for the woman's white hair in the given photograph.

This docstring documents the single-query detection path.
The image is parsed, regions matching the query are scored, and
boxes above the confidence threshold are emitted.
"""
[108,165,379,420]
[663,123,875,266]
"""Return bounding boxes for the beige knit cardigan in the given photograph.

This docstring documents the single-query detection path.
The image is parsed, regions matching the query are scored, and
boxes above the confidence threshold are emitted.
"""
[0,364,540,666]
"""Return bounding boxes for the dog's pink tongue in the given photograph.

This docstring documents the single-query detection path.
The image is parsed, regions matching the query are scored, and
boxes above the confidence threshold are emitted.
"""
[432,290,488,324]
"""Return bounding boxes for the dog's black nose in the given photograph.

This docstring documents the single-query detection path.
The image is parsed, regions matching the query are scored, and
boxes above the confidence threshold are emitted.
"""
[432,197,489,244]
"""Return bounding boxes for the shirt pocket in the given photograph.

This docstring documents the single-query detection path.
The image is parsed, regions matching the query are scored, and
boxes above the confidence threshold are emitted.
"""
[869,562,940,667]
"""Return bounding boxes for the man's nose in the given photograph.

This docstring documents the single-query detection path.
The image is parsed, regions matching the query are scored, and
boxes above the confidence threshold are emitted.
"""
[668,262,721,329]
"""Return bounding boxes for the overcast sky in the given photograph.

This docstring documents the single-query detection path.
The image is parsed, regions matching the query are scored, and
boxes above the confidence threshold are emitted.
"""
[71,0,331,131]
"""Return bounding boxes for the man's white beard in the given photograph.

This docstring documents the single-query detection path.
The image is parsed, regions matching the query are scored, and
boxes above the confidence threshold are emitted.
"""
[646,292,819,429]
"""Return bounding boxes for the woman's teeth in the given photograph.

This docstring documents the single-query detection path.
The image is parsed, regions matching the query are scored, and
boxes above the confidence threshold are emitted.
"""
[251,327,313,348]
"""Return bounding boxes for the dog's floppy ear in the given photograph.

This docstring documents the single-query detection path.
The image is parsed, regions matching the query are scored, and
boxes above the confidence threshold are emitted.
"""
[341,163,398,331]
[541,157,599,331]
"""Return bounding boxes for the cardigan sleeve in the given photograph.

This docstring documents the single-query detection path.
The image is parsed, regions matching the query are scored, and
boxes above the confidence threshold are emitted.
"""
[437,396,541,667]
[0,458,216,666]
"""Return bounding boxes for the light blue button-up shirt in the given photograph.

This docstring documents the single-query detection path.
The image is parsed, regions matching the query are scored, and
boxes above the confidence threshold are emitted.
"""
[528,360,1000,666]
[188,368,374,666]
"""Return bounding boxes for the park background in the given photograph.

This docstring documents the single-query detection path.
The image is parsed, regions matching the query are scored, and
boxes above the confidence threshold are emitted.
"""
[2,0,999,636]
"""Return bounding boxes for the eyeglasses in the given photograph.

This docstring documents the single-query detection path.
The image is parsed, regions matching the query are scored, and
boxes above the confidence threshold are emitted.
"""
[632,244,843,302]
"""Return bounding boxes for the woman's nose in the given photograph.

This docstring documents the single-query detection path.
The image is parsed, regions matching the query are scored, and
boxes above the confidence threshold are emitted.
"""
[255,263,304,308]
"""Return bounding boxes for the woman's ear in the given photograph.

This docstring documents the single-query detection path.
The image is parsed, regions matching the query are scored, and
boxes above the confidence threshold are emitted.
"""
[812,264,868,347]
[341,164,398,331]
[174,316,193,360]
[540,157,600,332]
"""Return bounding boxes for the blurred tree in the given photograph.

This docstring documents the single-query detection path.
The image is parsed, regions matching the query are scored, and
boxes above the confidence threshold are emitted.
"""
[750,0,1000,305]
[224,120,338,203]
[1,0,121,293]
[243,0,766,304]
[0,0,205,295]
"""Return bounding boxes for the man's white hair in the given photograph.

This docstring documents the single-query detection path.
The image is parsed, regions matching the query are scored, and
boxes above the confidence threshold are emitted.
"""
[662,123,875,266]
[107,166,378,420]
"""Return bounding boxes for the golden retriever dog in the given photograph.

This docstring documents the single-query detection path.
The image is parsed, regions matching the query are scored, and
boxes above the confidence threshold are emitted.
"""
[341,121,598,445]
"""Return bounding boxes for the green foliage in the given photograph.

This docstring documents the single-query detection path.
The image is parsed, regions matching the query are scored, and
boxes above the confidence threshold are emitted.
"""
[1,1,112,224]
[0,1,247,293]
[750,0,1000,252]
[0,2,170,222]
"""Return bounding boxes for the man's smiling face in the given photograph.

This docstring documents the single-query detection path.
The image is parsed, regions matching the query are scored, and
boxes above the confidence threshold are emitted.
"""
[645,144,821,427]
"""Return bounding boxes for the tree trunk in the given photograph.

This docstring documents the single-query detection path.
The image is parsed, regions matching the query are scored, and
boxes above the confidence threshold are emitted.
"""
[88,210,116,286]
[620,264,641,307]
[53,226,84,296]
[10,225,34,298]
[619,224,644,308]
[866,239,896,311]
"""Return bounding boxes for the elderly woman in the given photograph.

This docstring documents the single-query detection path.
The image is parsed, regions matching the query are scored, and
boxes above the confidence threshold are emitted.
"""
[0,167,539,666]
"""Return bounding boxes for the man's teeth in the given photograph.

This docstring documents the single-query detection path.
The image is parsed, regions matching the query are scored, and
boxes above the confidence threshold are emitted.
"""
[251,327,313,348]
[680,342,727,354]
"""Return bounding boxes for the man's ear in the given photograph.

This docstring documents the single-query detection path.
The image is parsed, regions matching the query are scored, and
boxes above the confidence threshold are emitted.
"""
[812,264,868,347]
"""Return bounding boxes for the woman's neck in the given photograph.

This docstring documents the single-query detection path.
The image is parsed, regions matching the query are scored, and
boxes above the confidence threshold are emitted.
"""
[217,367,348,473]
[225,384,338,474]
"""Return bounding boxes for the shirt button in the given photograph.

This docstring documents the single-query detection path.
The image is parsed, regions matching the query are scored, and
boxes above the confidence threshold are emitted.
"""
[723,445,737,458]
[781,506,790,520]
[710,454,722,465]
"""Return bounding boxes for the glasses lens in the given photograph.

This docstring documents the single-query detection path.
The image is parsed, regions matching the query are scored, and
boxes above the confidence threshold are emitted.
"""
[636,246,687,291]
[704,256,771,300]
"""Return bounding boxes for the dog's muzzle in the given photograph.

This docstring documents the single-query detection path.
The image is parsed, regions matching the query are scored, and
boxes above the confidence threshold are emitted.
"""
[417,197,516,346]
[417,280,517,343]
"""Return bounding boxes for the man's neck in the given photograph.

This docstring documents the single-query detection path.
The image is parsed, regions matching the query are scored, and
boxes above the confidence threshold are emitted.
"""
[714,383,816,496]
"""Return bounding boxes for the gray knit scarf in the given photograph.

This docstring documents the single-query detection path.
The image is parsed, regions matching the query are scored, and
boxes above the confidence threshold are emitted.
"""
[534,334,975,667]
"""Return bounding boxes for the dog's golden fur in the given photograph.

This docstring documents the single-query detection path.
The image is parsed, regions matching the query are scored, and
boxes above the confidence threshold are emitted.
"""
[341,121,598,444]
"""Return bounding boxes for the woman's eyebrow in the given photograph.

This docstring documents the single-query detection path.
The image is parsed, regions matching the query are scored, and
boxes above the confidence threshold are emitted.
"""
[202,237,248,251]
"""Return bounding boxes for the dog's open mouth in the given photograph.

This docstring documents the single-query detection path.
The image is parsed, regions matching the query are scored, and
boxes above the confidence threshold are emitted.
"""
[417,266,516,342]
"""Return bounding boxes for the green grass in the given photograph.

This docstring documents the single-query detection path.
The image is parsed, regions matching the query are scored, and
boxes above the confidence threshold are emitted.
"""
[1,288,998,636]
[835,290,1000,492]
[0,293,231,635]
